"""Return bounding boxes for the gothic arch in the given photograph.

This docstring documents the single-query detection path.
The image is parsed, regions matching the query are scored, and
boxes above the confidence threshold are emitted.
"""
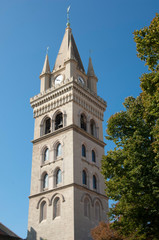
[82,168,89,187]
[40,144,50,155]
[80,193,93,206]
[93,197,104,210]
[40,115,51,136]
[50,193,65,204]
[36,196,51,209]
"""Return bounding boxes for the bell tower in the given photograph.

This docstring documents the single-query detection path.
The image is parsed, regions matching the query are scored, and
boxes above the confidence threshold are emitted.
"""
[27,12,108,240]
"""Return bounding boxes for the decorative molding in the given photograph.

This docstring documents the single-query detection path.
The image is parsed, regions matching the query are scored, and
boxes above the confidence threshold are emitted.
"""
[29,182,108,200]
[32,124,105,147]
[30,79,106,120]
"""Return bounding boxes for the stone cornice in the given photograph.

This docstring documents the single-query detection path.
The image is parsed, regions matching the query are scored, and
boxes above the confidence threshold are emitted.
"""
[30,78,106,109]
[31,124,106,147]
[30,78,106,120]
[29,182,108,200]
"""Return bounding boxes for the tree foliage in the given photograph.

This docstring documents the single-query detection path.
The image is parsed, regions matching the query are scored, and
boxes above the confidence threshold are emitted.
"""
[101,14,159,240]
[91,222,123,240]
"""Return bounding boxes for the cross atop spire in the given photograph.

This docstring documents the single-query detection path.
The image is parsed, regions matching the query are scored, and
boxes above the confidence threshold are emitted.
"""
[67,5,71,27]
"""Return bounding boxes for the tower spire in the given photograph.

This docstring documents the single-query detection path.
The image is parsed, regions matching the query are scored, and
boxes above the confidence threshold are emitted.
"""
[41,52,50,74]
[87,57,95,77]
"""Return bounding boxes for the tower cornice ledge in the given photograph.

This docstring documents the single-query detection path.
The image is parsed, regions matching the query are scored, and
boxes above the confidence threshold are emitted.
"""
[30,79,106,108]
[31,124,106,147]
[29,183,108,200]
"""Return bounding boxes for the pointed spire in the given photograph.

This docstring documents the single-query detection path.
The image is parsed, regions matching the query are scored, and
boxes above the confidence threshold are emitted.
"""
[41,54,50,74]
[53,27,85,72]
[68,33,75,59]
[87,57,95,77]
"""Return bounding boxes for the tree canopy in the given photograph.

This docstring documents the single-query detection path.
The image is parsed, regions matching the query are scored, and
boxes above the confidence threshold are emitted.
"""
[101,14,159,240]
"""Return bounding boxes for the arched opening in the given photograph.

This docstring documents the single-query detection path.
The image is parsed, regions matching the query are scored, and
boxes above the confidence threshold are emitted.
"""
[55,112,63,130]
[53,197,60,219]
[43,148,49,162]
[56,169,62,185]
[43,173,48,190]
[56,143,62,157]
[80,114,87,131]
[82,144,86,157]
[92,150,96,163]
[95,202,101,221]
[44,117,51,134]
[90,119,96,136]
[93,175,97,190]
[84,198,90,218]
[40,201,47,222]
[82,170,87,185]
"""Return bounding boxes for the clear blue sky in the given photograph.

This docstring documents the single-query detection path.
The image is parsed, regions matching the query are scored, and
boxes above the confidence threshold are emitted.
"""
[0,0,158,238]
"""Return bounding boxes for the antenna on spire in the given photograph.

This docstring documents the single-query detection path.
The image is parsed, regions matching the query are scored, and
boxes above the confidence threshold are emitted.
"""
[46,46,49,55]
[67,5,71,27]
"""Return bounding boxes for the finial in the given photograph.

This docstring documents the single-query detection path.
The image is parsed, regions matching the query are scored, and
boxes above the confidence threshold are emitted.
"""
[46,46,49,55]
[89,49,92,58]
[67,5,71,27]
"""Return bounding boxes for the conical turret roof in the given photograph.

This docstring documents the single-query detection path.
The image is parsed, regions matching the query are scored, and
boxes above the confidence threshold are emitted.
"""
[41,54,50,74]
[53,27,85,72]
[87,57,95,77]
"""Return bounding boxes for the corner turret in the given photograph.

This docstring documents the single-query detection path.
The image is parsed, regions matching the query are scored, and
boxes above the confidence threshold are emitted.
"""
[87,57,98,93]
[40,54,51,92]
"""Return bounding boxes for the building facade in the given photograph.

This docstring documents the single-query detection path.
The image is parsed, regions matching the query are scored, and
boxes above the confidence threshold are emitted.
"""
[27,21,108,240]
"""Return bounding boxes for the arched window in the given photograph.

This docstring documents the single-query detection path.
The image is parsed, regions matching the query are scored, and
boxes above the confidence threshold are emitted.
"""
[55,112,63,130]
[40,201,47,222]
[90,119,96,136]
[45,118,51,134]
[82,144,86,157]
[84,198,90,218]
[44,148,49,162]
[56,143,62,157]
[43,173,48,189]
[56,169,62,185]
[53,197,60,219]
[82,170,87,185]
[95,202,100,221]
[80,114,87,131]
[93,175,97,190]
[92,150,96,163]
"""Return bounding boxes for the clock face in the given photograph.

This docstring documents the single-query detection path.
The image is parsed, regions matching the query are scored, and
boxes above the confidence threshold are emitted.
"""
[55,75,63,86]
[78,76,84,85]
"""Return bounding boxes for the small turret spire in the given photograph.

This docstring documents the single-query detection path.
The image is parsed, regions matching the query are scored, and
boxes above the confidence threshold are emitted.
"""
[67,5,71,27]
[87,57,95,77]
[41,52,50,74]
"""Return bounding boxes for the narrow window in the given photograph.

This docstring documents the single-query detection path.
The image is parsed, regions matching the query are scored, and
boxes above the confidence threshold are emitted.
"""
[40,201,47,221]
[45,118,51,134]
[95,202,100,221]
[56,169,62,185]
[92,150,96,162]
[90,119,95,136]
[82,144,86,157]
[44,148,49,162]
[84,198,90,218]
[80,114,87,131]
[53,197,60,219]
[93,175,97,190]
[55,113,63,130]
[56,143,62,157]
[82,170,87,185]
[43,173,48,189]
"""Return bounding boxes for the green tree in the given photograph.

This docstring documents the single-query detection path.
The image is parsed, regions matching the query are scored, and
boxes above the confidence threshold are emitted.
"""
[101,14,159,240]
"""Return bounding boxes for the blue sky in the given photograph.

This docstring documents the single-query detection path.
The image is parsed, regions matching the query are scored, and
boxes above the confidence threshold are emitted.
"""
[0,0,158,238]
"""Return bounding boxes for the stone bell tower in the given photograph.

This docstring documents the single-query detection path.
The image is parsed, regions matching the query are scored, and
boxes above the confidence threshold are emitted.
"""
[27,12,108,240]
